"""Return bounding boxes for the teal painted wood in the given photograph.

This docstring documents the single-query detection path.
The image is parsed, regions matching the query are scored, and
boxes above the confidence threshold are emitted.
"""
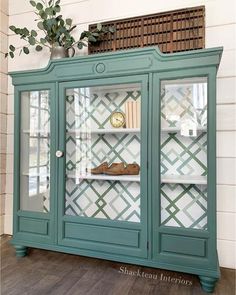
[10,47,223,86]
[14,245,27,257]
[199,276,218,293]
[19,217,48,235]
[10,46,223,293]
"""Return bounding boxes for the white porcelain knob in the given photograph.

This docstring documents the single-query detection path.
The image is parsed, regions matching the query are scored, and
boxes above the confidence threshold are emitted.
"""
[55,150,64,158]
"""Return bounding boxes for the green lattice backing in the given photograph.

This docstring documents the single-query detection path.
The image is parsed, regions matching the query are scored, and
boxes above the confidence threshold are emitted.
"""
[161,81,207,128]
[161,132,207,176]
[66,87,141,130]
[66,178,140,222]
[65,87,141,222]
[161,183,207,229]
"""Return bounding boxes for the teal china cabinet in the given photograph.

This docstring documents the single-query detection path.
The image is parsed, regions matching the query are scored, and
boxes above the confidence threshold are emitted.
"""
[10,46,222,293]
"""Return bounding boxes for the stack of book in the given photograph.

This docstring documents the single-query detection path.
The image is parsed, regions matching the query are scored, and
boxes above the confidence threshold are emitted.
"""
[125,101,140,128]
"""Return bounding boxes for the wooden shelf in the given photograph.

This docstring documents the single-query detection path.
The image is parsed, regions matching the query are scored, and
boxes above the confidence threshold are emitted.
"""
[22,172,207,185]
[67,128,140,134]
[161,126,207,133]
[161,175,207,185]
[22,172,50,177]
[22,129,50,135]
[66,174,140,182]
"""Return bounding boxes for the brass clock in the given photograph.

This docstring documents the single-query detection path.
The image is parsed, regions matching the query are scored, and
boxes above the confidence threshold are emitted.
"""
[110,111,126,128]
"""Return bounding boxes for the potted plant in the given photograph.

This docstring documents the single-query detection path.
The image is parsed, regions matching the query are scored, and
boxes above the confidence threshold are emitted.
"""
[5,0,115,59]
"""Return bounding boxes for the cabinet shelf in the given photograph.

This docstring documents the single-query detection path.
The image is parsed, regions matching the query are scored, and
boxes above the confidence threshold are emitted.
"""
[161,126,207,133]
[22,129,50,135]
[22,172,207,185]
[66,128,140,134]
[66,174,140,182]
[22,172,50,177]
[66,127,207,135]
[161,175,207,185]
[66,174,207,184]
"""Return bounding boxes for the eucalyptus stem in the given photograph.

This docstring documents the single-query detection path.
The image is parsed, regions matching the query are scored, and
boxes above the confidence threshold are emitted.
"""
[6,0,115,58]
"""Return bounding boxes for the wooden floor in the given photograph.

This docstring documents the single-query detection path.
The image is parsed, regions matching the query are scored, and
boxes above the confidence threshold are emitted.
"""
[1,235,235,295]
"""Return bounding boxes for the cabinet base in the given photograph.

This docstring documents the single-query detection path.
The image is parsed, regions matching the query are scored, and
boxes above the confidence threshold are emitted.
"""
[15,245,28,257]
[199,276,218,293]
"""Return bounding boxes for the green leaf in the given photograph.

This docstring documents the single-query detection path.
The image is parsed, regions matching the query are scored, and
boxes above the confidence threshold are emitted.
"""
[37,21,44,30]
[40,37,47,44]
[54,5,60,12]
[23,46,29,54]
[65,18,72,26]
[9,52,14,58]
[77,41,87,49]
[55,0,60,5]
[35,45,43,51]
[48,0,53,5]
[29,0,36,7]
[88,35,97,42]
[15,28,21,34]
[97,23,102,31]
[39,10,47,20]
[31,30,37,37]
[9,45,15,51]
[28,36,36,45]
[36,2,43,10]
[9,25,16,32]
[22,27,29,36]
[45,7,53,15]
[109,26,116,33]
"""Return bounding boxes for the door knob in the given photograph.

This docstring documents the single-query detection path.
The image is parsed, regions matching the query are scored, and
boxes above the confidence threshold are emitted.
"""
[56,150,64,158]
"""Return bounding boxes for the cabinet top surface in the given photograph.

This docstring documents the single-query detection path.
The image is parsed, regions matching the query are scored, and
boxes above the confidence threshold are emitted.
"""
[9,46,223,85]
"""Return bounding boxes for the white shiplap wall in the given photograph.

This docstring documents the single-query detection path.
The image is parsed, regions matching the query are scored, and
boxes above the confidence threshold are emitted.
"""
[6,0,236,269]
[0,0,8,235]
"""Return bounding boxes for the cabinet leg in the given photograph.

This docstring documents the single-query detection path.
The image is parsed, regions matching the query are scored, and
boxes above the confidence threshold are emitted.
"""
[199,276,218,293]
[15,245,28,257]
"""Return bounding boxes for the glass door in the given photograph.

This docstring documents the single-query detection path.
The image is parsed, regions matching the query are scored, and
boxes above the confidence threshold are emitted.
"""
[15,84,56,243]
[20,89,51,212]
[152,74,211,262]
[160,77,208,230]
[58,76,148,258]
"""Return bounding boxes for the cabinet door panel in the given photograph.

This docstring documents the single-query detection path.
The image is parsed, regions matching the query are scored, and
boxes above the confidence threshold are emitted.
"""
[160,77,208,230]
[58,76,148,258]
[20,90,50,213]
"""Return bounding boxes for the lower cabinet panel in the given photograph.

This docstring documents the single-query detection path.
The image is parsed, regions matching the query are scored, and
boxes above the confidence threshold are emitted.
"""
[161,234,206,257]
[60,221,146,258]
[65,222,139,247]
[19,217,48,235]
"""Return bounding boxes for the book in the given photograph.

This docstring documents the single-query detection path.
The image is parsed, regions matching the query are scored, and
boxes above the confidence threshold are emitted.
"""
[137,101,140,128]
[125,102,129,128]
[133,101,137,128]
[128,101,133,128]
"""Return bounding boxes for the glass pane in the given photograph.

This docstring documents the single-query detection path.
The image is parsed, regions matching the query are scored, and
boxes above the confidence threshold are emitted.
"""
[20,90,50,212]
[65,84,141,222]
[160,77,208,230]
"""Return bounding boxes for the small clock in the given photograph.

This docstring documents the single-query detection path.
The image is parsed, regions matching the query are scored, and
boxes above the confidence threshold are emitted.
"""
[110,111,126,128]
